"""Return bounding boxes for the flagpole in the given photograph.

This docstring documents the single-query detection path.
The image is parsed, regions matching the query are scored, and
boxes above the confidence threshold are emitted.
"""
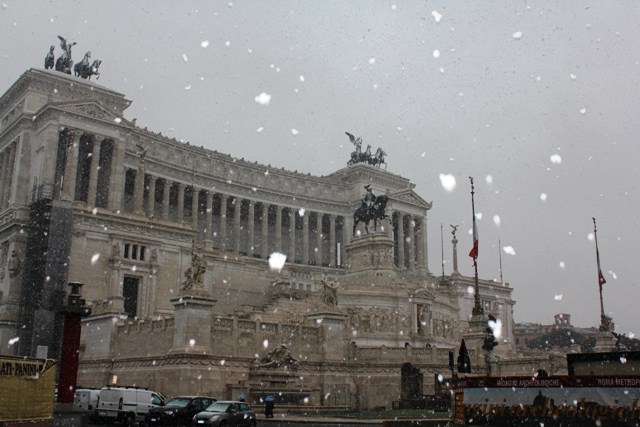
[498,238,503,286]
[470,177,483,315]
[593,217,606,329]
[440,223,445,278]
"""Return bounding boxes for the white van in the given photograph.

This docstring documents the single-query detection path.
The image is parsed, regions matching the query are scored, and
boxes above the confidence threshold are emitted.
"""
[96,386,165,425]
[74,388,101,412]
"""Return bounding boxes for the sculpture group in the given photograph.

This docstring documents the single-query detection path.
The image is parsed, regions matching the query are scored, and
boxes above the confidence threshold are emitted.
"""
[353,184,388,236]
[346,132,387,168]
[44,35,101,80]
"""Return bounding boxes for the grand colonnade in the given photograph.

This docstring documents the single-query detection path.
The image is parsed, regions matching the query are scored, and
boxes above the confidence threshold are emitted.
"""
[52,127,428,271]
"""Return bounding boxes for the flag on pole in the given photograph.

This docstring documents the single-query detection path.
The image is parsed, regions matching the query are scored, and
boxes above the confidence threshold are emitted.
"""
[469,177,479,263]
[598,268,606,288]
[469,219,478,260]
[593,217,606,289]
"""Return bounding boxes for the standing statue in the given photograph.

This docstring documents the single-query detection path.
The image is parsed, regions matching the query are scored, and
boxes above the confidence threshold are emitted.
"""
[345,132,387,168]
[353,185,388,235]
[346,132,363,166]
[55,35,76,74]
[44,45,55,70]
[181,248,207,292]
[7,249,21,278]
[320,274,340,306]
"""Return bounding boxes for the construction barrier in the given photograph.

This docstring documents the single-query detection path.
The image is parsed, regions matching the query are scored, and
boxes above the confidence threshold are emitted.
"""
[0,354,56,423]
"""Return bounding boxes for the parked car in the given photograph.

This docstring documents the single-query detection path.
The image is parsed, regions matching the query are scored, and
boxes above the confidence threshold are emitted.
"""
[95,385,166,426]
[74,388,100,412]
[145,396,216,427]
[192,401,256,427]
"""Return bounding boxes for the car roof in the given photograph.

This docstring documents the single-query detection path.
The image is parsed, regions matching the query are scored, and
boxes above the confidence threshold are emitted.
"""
[169,396,216,400]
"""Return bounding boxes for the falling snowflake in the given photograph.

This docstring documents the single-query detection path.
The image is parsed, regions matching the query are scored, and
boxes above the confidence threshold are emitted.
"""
[268,252,287,272]
[432,10,443,22]
[570,73,577,80]
[263,339,269,348]
[580,108,587,114]
[189,338,196,347]
[182,53,189,63]
[91,253,101,265]
[540,193,547,201]
[256,127,264,133]
[299,75,305,82]
[550,154,562,164]
[439,174,456,192]
[201,40,209,48]
[493,215,501,226]
[486,175,493,184]
[254,92,271,106]
[502,246,516,255]
[554,294,563,301]
[512,31,523,39]
[433,49,440,58]
[368,57,376,65]
[291,128,299,135]
[559,261,566,269]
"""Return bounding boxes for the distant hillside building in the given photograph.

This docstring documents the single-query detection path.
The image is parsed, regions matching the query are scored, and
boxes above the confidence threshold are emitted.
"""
[0,69,555,408]
[514,313,599,352]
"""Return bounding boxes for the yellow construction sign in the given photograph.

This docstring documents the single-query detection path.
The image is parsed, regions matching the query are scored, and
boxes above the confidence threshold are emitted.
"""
[0,355,56,422]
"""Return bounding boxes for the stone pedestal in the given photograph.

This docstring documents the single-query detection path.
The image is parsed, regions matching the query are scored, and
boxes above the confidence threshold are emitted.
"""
[594,330,617,353]
[462,313,489,375]
[307,311,347,360]
[345,233,394,272]
[170,295,216,354]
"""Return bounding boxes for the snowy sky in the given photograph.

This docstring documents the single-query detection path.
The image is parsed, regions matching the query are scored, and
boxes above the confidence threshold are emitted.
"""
[2,1,639,334]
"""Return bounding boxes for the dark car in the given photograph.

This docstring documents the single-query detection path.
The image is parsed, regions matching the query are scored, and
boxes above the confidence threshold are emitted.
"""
[145,396,216,427]
[192,401,256,427]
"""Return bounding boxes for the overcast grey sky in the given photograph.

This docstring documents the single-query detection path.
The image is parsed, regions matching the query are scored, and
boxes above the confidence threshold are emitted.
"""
[2,1,639,334]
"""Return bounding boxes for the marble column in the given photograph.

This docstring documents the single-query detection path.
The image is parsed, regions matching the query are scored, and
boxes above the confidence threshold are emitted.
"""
[275,205,282,251]
[162,179,171,220]
[191,187,199,229]
[87,139,101,206]
[133,165,145,215]
[288,209,296,262]
[316,213,323,265]
[205,192,213,243]
[261,204,269,259]
[219,195,227,251]
[5,142,16,208]
[0,151,8,209]
[302,212,309,264]
[329,214,336,267]
[234,198,241,253]
[247,201,255,256]
[61,131,80,202]
[146,175,156,216]
[177,183,185,223]
[415,218,425,269]
[408,216,415,270]
[397,212,405,269]
[108,140,126,212]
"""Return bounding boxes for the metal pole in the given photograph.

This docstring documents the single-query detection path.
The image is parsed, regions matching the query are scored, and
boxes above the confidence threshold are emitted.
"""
[470,177,483,315]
